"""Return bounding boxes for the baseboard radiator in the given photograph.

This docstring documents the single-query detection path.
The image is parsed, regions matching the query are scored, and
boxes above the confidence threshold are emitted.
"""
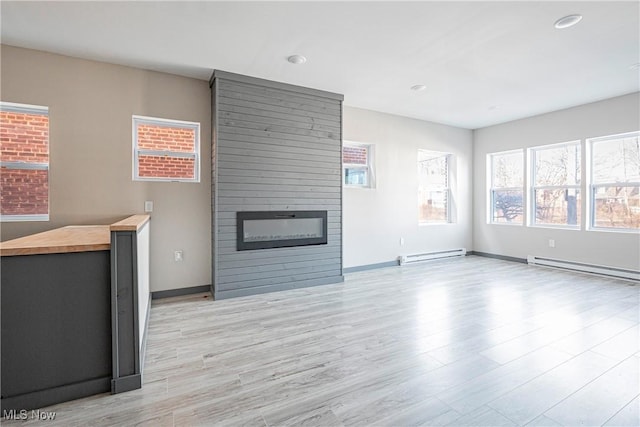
[527,255,640,281]
[399,248,467,265]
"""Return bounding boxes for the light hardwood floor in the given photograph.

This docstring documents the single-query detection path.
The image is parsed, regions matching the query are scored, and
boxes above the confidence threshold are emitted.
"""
[5,256,639,426]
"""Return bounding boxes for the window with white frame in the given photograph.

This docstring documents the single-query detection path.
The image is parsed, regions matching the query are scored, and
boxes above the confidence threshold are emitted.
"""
[133,115,200,182]
[343,142,374,187]
[0,102,49,221]
[489,150,524,224]
[418,150,451,224]
[531,141,581,227]
[589,131,640,230]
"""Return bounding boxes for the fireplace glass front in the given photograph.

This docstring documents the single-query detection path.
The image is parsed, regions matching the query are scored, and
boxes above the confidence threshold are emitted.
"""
[236,211,328,251]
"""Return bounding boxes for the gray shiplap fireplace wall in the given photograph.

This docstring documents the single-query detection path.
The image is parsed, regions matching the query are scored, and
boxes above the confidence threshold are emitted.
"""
[209,71,344,299]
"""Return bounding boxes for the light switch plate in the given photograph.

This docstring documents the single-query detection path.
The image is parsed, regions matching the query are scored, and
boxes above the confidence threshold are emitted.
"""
[144,201,153,212]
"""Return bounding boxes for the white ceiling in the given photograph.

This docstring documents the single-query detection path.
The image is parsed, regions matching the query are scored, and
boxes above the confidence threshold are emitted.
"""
[1,1,638,129]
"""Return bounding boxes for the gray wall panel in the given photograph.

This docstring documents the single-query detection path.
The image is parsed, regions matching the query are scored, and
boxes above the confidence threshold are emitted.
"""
[219,81,342,109]
[219,126,339,146]
[219,120,338,140]
[217,90,340,116]
[216,136,340,156]
[218,145,340,162]
[218,104,340,128]
[217,95,340,122]
[216,268,343,291]
[211,71,343,299]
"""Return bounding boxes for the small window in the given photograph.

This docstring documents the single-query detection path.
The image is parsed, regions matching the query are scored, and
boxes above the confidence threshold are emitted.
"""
[489,150,524,224]
[133,115,200,182]
[418,150,451,224]
[0,102,49,222]
[530,141,581,228]
[589,131,640,231]
[343,142,374,188]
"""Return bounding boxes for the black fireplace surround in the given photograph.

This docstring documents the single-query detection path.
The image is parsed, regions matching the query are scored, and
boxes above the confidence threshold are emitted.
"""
[236,211,328,251]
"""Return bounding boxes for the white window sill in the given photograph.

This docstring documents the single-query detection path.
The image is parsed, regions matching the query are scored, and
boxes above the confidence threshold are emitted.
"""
[1,214,49,222]
[587,227,640,234]
[527,224,581,231]
[133,177,200,183]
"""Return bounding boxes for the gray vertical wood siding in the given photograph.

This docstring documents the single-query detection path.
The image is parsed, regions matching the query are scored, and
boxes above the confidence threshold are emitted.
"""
[210,71,344,299]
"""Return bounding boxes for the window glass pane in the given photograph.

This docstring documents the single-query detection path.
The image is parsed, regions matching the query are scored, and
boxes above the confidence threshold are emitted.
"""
[534,144,581,186]
[419,189,448,223]
[418,151,450,223]
[419,155,448,188]
[534,188,581,226]
[343,143,373,188]
[492,151,523,188]
[492,189,524,223]
[133,116,200,182]
[342,145,368,165]
[592,136,640,184]
[137,123,195,152]
[0,167,48,215]
[138,155,195,179]
[344,167,368,186]
[593,185,640,229]
[0,104,49,219]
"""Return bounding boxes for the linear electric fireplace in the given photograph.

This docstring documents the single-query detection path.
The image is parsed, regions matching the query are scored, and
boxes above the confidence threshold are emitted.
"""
[236,211,328,251]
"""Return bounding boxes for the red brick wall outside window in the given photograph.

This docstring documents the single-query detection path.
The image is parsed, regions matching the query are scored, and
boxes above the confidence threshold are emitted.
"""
[133,116,200,182]
[342,143,373,187]
[0,102,49,220]
[343,146,368,165]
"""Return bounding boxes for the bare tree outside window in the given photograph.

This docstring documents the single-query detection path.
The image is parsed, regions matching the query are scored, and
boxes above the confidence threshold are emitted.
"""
[590,132,640,230]
[490,150,524,224]
[531,142,581,227]
[418,150,451,223]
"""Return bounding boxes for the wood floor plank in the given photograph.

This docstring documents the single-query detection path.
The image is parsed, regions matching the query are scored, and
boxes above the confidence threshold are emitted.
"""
[603,394,640,427]
[590,325,640,362]
[444,405,518,426]
[486,350,621,425]
[437,346,574,415]
[543,355,640,426]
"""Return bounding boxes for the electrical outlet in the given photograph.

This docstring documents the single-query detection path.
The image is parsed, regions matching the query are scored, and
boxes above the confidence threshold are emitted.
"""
[548,239,555,248]
[174,250,183,262]
[144,201,153,213]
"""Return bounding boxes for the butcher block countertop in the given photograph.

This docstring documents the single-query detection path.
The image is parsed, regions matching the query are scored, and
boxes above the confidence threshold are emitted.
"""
[0,214,150,256]
[110,214,150,232]
[0,226,110,256]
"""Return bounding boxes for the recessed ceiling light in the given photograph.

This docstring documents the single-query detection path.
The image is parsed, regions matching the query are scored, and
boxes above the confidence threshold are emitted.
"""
[287,55,307,64]
[488,105,498,111]
[554,14,583,29]
[411,85,427,92]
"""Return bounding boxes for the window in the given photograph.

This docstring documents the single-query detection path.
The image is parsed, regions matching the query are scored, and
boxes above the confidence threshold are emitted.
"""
[133,115,200,182]
[530,141,581,227]
[489,150,524,224]
[418,150,451,224]
[0,102,49,221]
[343,142,374,187]
[589,131,640,230]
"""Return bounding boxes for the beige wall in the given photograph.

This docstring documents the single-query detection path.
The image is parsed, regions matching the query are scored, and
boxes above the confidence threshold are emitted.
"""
[1,45,211,292]
[473,92,640,270]
[342,106,473,268]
